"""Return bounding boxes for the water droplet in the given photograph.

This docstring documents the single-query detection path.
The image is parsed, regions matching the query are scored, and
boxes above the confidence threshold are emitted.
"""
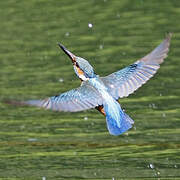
[116,13,120,18]
[28,138,37,142]
[149,103,157,109]
[59,78,64,82]
[65,32,70,37]
[152,103,156,108]
[125,132,129,136]
[88,23,93,28]
[99,44,103,49]
[20,125,25,129]
[112,177,115,180]
[84,116,88,121]
[162,113,166,118]
[174,164,178,168]
[149,163,154,169]
[42,177,46,180]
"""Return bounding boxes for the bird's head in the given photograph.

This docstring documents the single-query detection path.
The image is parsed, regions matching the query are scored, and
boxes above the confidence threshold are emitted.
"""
[58,43,96,81]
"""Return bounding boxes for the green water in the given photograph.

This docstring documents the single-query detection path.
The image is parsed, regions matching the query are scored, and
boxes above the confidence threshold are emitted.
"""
[0,0,180,179]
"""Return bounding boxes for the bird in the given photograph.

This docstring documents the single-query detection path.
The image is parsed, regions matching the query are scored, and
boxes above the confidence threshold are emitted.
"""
[8,34,171,136]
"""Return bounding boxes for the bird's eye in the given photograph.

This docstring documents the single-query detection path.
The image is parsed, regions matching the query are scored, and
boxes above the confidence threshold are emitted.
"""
[75,62,80,68]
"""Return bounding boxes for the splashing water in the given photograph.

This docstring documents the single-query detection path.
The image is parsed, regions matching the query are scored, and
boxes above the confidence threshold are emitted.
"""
[88,23,93,28]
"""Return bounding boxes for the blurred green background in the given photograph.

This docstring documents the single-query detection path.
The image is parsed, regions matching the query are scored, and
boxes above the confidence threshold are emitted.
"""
[0,0,180,179]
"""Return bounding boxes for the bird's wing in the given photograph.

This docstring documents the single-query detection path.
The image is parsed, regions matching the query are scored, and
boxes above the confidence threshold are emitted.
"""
[24,81,103,112]
[101,33,172,99]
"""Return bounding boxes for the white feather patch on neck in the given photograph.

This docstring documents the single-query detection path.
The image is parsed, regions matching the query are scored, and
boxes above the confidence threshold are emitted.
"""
[79,74,89,81]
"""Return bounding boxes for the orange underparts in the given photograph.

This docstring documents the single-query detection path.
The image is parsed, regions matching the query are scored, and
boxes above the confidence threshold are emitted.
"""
[76,67,84,76]
[75,66,106,116]
[96,105,106,116]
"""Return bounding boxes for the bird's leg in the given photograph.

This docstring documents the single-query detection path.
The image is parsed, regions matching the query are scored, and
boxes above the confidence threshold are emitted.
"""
[96,105,106,116]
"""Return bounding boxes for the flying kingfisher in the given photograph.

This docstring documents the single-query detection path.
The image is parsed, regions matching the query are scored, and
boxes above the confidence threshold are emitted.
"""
[11,34,171,136]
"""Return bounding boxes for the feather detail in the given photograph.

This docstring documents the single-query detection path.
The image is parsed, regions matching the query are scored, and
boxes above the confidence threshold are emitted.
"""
[101,33,172,99]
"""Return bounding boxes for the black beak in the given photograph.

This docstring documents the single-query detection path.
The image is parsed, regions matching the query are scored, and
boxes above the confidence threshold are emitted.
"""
[58,43,76,62]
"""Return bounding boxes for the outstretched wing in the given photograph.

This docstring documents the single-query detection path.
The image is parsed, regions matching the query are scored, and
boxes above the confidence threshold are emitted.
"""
[101,33,172,99]
[24,81,103,112]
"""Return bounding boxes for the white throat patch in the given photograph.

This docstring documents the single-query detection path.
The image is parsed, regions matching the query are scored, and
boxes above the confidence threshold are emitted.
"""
[79,74,89,81]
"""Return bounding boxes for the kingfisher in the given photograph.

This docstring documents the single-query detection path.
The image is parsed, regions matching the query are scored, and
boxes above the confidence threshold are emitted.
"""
[13,34,171,136]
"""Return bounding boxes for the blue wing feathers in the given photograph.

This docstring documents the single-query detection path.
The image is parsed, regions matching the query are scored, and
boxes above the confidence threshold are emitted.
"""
[101,34,171,99]
[24,82,104,112]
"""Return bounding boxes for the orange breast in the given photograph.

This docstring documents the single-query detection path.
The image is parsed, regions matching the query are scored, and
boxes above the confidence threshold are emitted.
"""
[96,105,106,116]
[76,66,84,76]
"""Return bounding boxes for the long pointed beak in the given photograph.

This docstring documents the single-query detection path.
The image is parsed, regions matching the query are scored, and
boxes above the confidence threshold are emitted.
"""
[58,43,76,62]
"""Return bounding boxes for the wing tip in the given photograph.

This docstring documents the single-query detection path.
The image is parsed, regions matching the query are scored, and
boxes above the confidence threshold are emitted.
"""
[4,100,27,106]
[166,32,173,40]
[164,32,172,47]
[139,33,172,65]
[4,99,45,108]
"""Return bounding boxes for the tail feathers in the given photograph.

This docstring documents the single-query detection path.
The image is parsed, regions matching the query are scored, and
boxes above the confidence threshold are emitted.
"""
[104,103,134,136]
[124,113,134,125]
